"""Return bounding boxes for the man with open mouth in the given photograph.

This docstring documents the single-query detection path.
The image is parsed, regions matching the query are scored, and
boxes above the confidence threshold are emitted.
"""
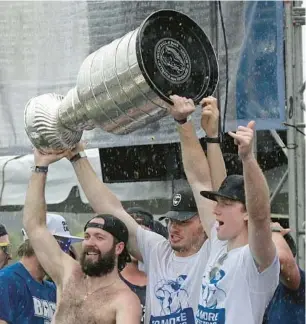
[170,95,280,324]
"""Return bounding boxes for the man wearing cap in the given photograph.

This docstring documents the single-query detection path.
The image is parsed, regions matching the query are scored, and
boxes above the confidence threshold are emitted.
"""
[169,95,279,324]
[63,135,214,321]
[21,148,141,324]
[0,212,80,324]
[0,224,11,270]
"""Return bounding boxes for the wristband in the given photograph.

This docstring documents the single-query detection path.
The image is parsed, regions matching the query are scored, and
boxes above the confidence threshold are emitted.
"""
[205,136,220,143]
[32,166,48,174]
[174,115,192,125]
[70,151,87,164]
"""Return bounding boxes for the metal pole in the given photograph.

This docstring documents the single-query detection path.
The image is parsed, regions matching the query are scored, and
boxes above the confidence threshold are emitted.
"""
[270,130,288,157]
[284,0,305,268]
[270,169,289,203]
[293,0,305,268]
[284,2,298,246]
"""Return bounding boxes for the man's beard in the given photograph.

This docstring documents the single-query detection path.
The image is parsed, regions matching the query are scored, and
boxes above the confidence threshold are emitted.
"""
[80,244,116,277]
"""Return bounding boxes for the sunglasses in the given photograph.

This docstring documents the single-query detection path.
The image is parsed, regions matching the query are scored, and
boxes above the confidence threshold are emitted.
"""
[54,236,71,253]
[0,243,12,258]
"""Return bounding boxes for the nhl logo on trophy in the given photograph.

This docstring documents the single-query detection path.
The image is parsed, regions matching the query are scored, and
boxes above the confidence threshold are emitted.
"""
[24,9,219,151]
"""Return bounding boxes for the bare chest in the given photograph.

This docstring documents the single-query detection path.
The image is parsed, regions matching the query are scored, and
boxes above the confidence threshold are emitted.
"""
[53,273,117,324]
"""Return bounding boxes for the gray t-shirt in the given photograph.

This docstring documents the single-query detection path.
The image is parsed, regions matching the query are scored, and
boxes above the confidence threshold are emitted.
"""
[136,226,210,324]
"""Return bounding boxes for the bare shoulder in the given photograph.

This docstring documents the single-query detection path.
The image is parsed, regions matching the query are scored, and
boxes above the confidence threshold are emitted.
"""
[115,283,141,309]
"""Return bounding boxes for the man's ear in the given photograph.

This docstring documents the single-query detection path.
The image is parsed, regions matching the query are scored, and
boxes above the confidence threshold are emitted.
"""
[243,212,249,222]
[115,241,125,256]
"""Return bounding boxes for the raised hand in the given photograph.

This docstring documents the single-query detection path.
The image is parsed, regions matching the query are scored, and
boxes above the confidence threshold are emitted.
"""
[65,142,86,160]
[270,222,291,236]
[228,121,255,161]
[33,148,68,167]
[200,96,219,137]
[169,95,195,122]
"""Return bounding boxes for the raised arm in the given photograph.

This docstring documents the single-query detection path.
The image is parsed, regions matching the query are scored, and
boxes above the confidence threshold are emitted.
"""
[200,97,227,190]
[169,95,216,236]
[67,146,142,260]
[271,223,300,290]
[229,121,276,271]
[23,150,77,287]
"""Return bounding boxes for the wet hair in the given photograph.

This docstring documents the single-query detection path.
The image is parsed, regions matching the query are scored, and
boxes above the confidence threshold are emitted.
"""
[17,240,35,258]
[113,237,128,272]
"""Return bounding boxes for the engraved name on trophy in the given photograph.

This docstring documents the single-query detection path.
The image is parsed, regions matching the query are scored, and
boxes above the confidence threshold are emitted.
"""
[24,9,219,151]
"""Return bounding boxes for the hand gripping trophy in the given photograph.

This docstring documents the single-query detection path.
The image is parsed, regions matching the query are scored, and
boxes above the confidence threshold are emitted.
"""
[24,10,219,151]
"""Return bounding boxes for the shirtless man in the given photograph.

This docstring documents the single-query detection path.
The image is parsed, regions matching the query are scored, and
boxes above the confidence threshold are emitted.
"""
[22,149,141,324]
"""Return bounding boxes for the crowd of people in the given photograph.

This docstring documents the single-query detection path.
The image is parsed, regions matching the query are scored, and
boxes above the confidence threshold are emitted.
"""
[0,95,304,324]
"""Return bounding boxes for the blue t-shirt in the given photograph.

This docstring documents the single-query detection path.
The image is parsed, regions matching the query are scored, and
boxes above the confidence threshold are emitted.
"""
[263,268,305,324]
[0,262,57,324]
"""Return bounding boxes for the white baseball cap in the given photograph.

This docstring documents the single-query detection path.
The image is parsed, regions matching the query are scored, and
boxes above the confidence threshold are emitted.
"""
[22,213,83,244]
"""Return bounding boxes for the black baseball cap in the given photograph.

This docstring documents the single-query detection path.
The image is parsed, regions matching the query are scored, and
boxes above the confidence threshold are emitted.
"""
[159,188,198,221]
[200,175,245,204]
[126,207,154,230]
[84,214,131,271]
[0,224,8,237]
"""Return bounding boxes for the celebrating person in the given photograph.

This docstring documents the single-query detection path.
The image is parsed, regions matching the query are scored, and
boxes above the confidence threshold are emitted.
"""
[22,149,141,324]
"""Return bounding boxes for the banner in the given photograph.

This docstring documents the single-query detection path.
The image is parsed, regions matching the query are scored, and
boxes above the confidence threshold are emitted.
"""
[0,1,285,155]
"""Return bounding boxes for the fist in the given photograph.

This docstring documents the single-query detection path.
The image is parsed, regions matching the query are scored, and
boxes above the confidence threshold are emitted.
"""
[228,121,255,161]
[200,97,219,137]
[169,95,195,122]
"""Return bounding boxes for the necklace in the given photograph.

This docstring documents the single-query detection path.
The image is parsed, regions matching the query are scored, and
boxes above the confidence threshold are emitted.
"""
[83,276,116,301]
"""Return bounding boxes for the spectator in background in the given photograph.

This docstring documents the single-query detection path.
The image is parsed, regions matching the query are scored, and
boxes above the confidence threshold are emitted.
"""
[263,222,305,324]
[120,207,153,323]
[120,207,168,323]
[0,213,83,324]
[0,224,11,269]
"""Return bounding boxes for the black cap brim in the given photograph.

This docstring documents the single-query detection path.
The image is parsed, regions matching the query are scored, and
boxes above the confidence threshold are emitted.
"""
[159,211,197,221]
[200,190,240,202]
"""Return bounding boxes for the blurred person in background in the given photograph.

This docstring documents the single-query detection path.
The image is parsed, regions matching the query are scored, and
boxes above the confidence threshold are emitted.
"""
[0,213,82,324]
[0,224,11,269]
[263,222,305,324]
[120,206,168,323]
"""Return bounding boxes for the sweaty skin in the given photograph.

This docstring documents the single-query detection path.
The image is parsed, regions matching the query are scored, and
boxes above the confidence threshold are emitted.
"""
[52,265,135,324]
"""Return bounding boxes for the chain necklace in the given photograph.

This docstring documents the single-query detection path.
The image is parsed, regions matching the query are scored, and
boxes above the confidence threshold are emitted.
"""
[82,275,116,301]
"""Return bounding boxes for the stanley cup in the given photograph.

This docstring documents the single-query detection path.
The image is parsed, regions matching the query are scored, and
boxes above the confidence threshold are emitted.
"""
[24,10,219,151]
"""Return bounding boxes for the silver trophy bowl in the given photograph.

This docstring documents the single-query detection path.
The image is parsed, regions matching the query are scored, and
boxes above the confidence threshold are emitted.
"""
[25,9,219,151]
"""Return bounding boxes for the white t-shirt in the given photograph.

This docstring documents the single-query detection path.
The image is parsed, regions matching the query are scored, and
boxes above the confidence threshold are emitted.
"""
[137,226,210,324]
[195,224,280,324]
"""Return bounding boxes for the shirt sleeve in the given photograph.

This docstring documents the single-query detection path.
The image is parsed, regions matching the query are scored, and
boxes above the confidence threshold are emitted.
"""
[0,275,18,323]
[242,245,280,293]
[136,226,167,272]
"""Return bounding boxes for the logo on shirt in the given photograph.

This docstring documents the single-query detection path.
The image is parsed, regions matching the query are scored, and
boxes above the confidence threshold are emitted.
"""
[33,297,56,322]
[196,268,227,324]
[151,275,195,324]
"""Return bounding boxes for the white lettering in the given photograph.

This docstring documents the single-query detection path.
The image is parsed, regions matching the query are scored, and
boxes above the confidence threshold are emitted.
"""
[32,297,56,320]
[33,297,43,316]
